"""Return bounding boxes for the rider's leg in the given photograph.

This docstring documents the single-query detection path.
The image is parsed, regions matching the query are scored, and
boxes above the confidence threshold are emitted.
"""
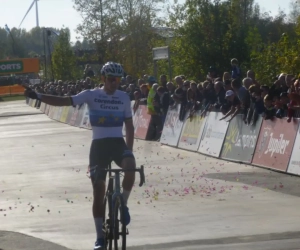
[120,157,136,205]
[92,180,106,239]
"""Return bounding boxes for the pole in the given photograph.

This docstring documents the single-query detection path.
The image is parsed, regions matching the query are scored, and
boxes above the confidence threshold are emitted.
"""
[5,25,17,57]
[99,0,103,39]
[46,29,54,81]
[36,0,39,27]
[43,28,47,80]
[168,47,172,81]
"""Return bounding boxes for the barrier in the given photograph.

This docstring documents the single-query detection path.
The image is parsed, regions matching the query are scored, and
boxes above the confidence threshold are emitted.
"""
[80,104,92,130]
[287,124,300,175]
[60,106,70,123]
[133,105,151,139]
[220,115,263,163]
[160,104,184,146]
[26,99,300,178]
[198,112,229,157]
[252,118,299,172]
[178,111,206,151]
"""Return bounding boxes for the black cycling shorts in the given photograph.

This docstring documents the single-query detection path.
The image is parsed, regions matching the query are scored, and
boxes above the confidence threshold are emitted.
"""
[89,138,135,181]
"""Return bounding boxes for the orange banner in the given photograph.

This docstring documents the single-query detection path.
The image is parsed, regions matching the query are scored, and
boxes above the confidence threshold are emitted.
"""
[0,85,25,96]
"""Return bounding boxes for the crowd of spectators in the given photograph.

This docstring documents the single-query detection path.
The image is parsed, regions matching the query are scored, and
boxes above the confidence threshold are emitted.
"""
[28,58,300,141]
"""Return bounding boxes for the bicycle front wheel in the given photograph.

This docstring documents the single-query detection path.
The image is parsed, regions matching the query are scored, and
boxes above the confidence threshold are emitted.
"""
[113,196,126,250]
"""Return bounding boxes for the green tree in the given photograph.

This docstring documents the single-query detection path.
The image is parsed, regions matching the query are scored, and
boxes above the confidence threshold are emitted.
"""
[52,29,79,80]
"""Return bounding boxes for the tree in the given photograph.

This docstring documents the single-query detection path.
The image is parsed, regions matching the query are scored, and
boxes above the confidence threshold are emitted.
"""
[73,0,166,76]
[52,29,79,80]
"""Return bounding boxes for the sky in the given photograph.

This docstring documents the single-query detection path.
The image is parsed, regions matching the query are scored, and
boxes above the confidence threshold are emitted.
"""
[0,0,293,42]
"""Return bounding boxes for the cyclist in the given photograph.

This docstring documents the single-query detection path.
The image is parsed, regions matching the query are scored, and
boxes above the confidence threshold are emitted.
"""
[24,62,136,250]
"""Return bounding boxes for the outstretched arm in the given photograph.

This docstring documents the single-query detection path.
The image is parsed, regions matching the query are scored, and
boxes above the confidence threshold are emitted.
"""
[38,94,72,106]
[24,87,91,107]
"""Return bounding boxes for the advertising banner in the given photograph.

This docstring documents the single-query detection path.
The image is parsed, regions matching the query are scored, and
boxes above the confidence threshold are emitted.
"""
[54,106,63,121]
[28,98,33,106]
[287,123,300,175]
[220,115,263,163]
[198,112,229,157]
[134,105,151,139]
[0,58,39,75]
[66,106,75,124]
[160,105,185,146]
[30,99,36,107]
[45,104,50,115]
[178,111,207,151]
[40,102,46,113]
[122,101,135,136]
[60,106,70,123]
[68,105,80,126]
[48,106,55,119]
[74,104,85,127]
[80,104,92,129]
[252,118,298,172]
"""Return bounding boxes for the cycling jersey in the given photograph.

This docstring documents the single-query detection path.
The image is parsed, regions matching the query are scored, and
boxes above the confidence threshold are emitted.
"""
[71,88,132,140]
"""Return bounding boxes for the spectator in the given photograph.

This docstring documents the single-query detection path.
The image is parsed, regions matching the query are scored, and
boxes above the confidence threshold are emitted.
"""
[247,70,259,87]
[219,90,241,122]
[223,72,231,82]
[263,94,276,120]
[160,74,168,91]
[155,86,170,125]
[247,85,264,125]
[213,81,226,111]
[84,64,94,78]
[146,76,163,141]
[231,58,241,79]
[167,81,176,106]
[232,78,250,123]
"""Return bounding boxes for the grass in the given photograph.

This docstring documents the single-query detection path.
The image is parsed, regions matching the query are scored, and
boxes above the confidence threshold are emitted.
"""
[0,95,25,102]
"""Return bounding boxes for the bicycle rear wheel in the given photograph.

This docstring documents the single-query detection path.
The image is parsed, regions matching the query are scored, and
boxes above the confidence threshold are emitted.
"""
[104,176,114,250]
[113,196,126,250]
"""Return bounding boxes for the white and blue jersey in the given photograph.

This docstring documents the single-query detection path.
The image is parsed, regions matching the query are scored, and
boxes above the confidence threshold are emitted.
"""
[71,88,132,140]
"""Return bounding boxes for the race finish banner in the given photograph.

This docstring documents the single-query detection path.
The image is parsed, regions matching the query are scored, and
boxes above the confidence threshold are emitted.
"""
[252,118,298,172]
[134,105,151,139]
[160,104,185,146]
[178,111,207,151]
[198,112,229,157]
[220,115,263,163]
[287,123,300,175]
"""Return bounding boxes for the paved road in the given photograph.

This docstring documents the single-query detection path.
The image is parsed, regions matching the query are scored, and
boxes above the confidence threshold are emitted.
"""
[1,101,300,250]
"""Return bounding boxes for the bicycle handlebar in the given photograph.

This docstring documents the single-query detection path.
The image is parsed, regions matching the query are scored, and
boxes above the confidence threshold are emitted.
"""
[102,165,146,187]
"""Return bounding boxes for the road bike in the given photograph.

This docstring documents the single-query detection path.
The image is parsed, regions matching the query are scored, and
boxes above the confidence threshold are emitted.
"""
[91,163,145,250]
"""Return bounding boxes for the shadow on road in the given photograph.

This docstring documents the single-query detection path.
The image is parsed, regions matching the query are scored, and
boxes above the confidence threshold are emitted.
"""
[205,169,300,197]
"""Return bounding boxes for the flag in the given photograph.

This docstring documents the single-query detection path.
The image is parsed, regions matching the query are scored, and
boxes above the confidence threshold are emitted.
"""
[5,24,11,35]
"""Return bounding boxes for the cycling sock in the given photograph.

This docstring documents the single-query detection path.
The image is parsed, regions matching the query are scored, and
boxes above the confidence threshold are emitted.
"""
[94,217,103,239]
[122,189,131,205]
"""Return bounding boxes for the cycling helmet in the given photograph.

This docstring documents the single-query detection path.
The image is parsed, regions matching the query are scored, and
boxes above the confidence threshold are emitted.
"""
[101,62,124,77]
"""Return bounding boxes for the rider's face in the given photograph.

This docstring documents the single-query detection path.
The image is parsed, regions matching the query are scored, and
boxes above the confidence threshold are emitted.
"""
[104,76,121,94]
